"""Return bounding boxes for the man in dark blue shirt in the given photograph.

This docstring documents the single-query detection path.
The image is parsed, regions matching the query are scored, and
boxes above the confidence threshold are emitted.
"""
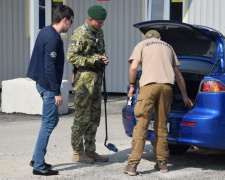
[27,5,74,176]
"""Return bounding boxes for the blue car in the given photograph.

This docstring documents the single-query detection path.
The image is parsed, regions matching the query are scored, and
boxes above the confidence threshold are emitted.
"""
[122,20,225,155]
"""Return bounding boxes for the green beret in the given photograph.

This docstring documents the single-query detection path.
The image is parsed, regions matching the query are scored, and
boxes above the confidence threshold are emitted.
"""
[88,5,107,20]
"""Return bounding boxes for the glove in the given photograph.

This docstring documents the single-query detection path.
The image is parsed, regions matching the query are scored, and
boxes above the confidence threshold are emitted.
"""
[94,60,105,70]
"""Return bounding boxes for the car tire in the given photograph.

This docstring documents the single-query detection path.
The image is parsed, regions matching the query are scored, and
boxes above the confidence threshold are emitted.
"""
[151,142,190,155]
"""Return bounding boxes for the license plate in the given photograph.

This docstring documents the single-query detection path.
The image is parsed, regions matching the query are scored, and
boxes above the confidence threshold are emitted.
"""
[148,121,170,132]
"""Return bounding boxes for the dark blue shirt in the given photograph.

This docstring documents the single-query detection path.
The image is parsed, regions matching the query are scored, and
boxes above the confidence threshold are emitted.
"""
[27,26,64,96]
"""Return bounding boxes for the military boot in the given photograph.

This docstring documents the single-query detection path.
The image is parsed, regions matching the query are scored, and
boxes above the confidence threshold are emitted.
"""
[124,164,137,176]
[86,152,109,162]
[154,160,168,172]
[72,153,94,164]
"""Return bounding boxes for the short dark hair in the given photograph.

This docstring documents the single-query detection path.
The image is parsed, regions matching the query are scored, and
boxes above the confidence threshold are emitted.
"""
[52,5,74,24]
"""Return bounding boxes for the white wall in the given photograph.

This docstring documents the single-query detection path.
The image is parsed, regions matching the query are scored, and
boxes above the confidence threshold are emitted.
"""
[184,0,225,35]
[0,0,30,87]
[0,0,142,93]
[65,0,143,92]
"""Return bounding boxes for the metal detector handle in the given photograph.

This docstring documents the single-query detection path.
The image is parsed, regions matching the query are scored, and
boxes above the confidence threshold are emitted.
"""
[103,68,107,103]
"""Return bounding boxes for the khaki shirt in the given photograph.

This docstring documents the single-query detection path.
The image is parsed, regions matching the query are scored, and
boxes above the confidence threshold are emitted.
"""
[129,38,180,87]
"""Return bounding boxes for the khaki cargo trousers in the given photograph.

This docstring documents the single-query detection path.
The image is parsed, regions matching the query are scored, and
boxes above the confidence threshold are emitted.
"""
[128,83,173,165]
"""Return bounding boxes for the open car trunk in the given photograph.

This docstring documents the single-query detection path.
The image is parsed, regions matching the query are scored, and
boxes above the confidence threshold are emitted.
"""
[133,20,219,59]
[172,71,204,110]
[133,20,223,110]
[135,70,205,110]
[171,59,215,110]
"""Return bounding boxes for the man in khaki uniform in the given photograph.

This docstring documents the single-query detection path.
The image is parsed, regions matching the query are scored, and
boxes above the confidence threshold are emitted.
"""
[67,5,109,164]
[124,30,193,175]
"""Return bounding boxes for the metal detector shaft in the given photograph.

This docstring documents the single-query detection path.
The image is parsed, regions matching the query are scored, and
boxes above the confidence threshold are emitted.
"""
[102,66,118,152]
[103,68,108,145]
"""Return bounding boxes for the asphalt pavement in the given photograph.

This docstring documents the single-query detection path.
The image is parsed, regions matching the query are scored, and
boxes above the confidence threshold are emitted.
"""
[2,92,225,180]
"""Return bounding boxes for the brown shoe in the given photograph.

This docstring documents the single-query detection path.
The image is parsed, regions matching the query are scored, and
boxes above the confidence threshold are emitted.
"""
[154,160,168,172]
[72,153,94,164]
[124,164,137,176]
[86,152,109,162]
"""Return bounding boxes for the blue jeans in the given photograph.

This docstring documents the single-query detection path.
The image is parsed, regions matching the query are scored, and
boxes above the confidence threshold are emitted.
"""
[32,84,59,170]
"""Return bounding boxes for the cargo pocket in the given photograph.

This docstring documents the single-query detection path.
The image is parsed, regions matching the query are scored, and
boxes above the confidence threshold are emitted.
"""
[162,85,173,117]
[134,93,150,118]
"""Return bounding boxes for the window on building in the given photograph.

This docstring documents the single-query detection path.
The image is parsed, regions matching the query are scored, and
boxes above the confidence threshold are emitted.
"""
[170,0,183,21]
[145,0,184,21]
[151,0,164,20]
[39,0,45,29]
[39,0,64,29]
[52,0,64,9]
[27,0,67,37]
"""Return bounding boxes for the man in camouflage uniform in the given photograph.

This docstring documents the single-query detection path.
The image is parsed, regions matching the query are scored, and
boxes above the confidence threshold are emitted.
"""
[67,5,109,164]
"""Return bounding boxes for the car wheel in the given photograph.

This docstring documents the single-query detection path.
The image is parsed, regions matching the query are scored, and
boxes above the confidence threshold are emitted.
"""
[151,142,190,155]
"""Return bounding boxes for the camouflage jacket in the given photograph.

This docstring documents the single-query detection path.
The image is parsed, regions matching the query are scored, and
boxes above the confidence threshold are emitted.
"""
[67,20,106,68]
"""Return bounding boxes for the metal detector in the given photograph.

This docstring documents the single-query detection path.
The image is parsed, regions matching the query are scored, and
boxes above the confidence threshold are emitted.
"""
[102,67,118,152]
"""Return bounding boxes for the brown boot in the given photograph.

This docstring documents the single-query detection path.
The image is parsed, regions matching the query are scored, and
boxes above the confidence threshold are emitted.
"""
[72,153,94,164]
[154,160,168,172]
[124,164,137,176]
[85,152,109,162]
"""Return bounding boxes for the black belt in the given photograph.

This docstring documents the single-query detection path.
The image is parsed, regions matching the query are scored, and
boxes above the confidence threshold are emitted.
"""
[78,67,102,74]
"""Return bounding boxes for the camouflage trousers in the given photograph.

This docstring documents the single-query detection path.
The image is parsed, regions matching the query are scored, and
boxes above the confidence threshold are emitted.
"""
[71,72,102,155]
[128,83,173,164]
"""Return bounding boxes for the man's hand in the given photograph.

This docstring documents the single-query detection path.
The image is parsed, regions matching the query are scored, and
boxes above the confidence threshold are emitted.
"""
[100,56,109,66]
[55,95,63,106]
[183,97,193,109]
[128,85,135,97]
[94,60,105,69]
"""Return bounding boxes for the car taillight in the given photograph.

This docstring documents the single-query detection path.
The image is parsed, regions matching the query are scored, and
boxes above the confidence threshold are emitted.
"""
[181,122,196,126]
[124,115,131,119]
[201,81,225,92]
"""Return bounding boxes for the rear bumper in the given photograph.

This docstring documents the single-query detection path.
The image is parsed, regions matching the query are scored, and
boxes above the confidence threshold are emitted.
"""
[122,104,225,150]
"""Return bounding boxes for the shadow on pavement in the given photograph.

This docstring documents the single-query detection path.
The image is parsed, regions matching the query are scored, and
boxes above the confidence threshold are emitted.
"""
[53,143,225,173]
